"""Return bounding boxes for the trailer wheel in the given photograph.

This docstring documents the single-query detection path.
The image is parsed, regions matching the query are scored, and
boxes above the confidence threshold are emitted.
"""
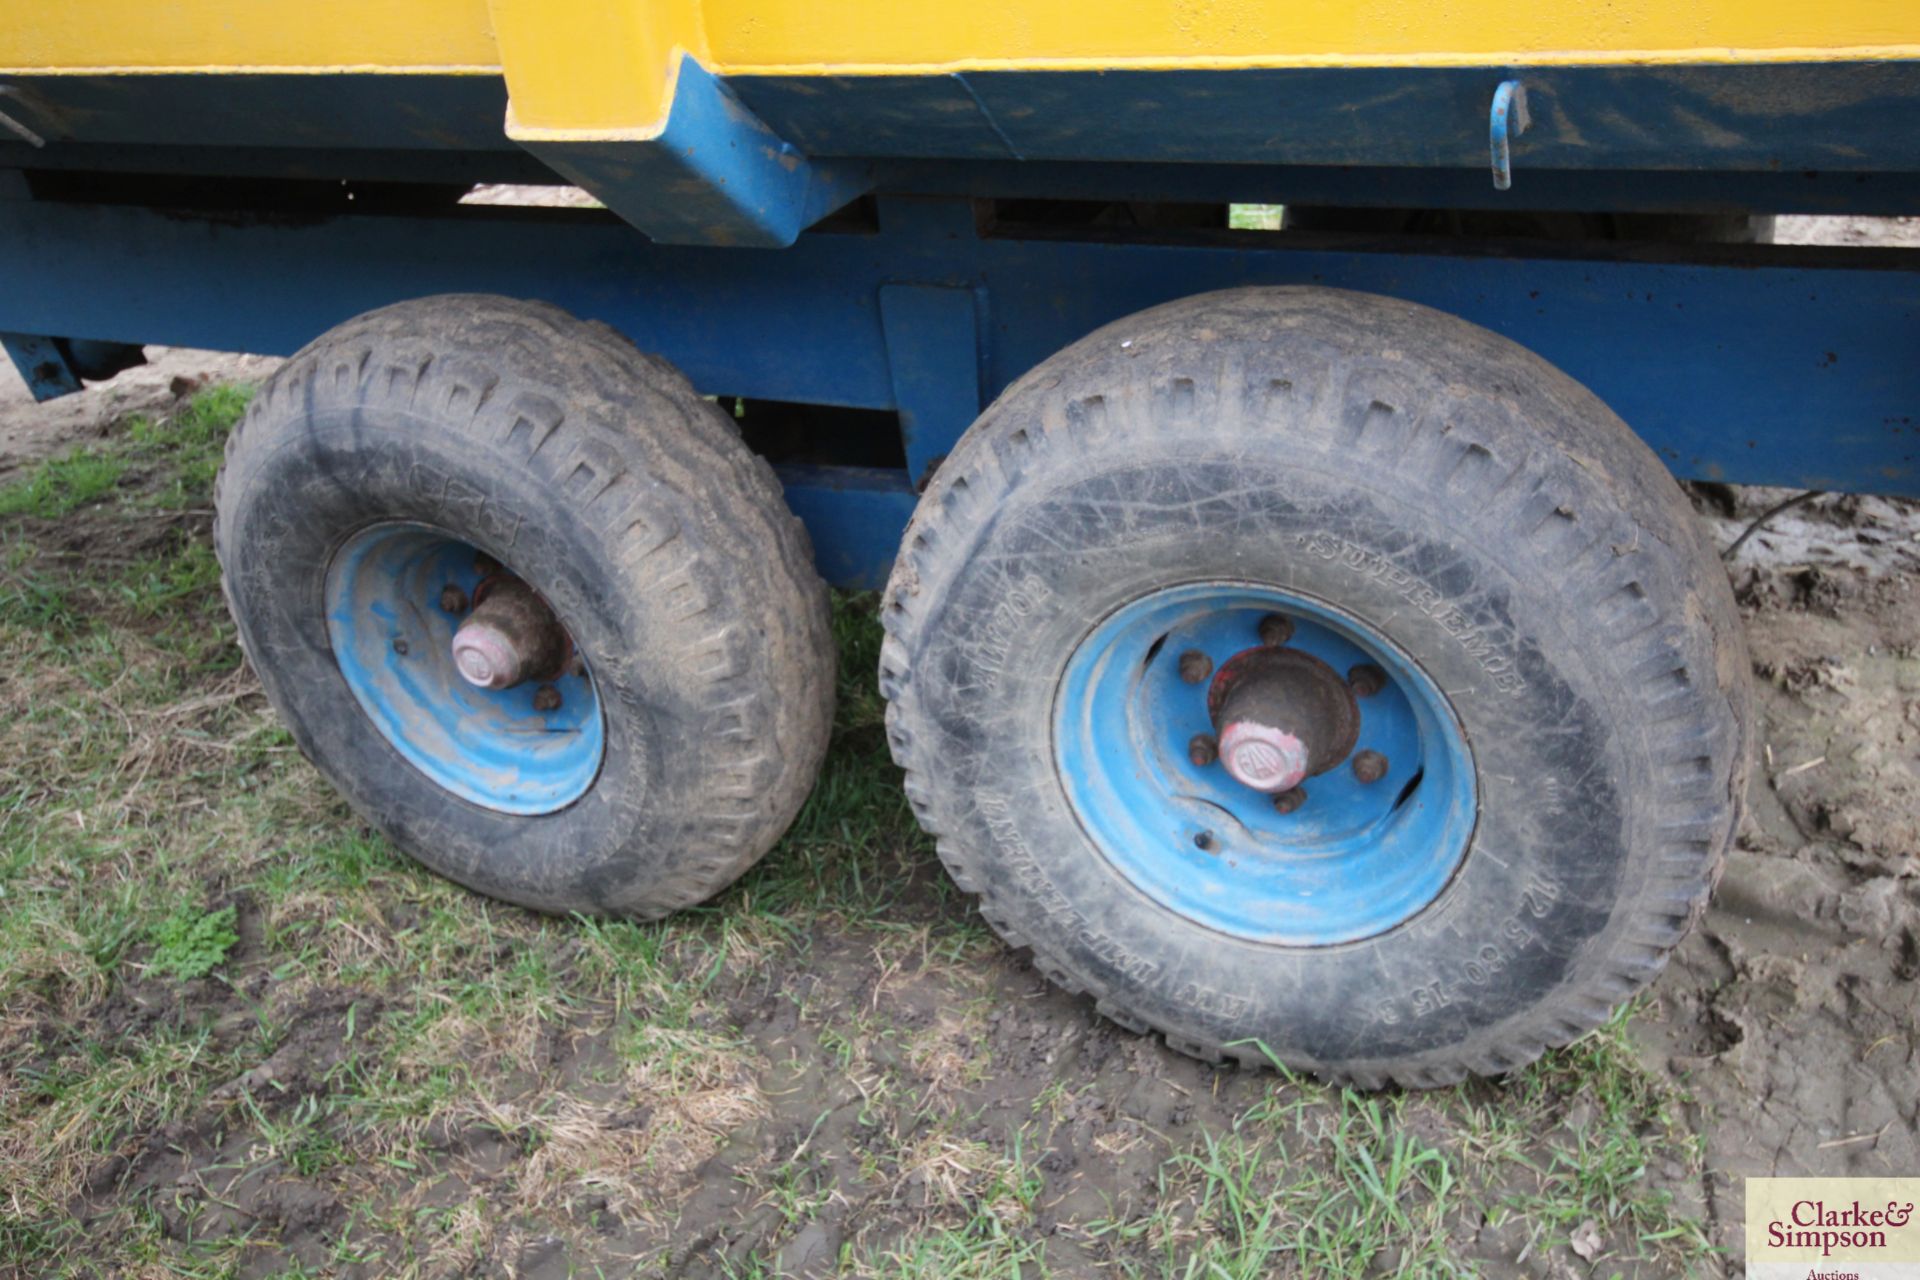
[215,296,833,917]
[881,287,1749,1086]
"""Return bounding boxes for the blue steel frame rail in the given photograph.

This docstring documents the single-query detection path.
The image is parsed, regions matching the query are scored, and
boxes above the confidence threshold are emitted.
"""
[0,193,1915,586]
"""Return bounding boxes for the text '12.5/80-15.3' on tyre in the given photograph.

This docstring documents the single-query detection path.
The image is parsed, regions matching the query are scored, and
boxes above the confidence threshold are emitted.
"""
[879,286,1751,1088]
[214,295,834,918]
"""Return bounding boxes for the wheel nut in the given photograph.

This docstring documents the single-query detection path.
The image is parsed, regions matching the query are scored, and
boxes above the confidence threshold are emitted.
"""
[1348,663,1387,698]
[1178,650,1213,683]
[1257,614,1294,646]
[533,684,563,712]
[1352,750,1389,784]
[439,584,469,614]
[1272,787,1307,815]
[1188,733,1219,766]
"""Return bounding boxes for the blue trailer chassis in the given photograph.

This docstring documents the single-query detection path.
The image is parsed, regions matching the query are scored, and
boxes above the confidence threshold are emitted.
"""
[1,187,1915,587]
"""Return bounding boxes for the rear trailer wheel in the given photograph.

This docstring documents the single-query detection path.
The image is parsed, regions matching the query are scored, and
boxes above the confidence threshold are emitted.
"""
[215,295,833,917]
[881,287,1750,1086]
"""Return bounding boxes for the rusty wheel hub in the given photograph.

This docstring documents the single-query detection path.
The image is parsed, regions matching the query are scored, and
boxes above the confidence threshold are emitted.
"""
[1205,645,1361,793]
[450,576,571,692]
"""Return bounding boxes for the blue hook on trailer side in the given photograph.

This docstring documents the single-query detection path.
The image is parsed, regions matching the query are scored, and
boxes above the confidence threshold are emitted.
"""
[1490,79,1530,190]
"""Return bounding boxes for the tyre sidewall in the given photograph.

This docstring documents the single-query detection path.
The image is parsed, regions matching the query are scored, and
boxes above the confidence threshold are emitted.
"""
[896,299,1737,1074]
[224,395,735,913]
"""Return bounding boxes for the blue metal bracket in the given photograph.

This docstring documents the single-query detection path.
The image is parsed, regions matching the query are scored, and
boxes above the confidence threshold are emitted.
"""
[2,333,82,401]
[879,283,984,488]
[778,465,920,587]
[513,57,872,248]
[1490,80,1530,191]
[2,333,146,401]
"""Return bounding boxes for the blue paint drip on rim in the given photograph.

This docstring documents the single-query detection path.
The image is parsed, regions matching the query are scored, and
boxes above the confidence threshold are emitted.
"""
[1054,582,1476,946]
[325,523,604,815]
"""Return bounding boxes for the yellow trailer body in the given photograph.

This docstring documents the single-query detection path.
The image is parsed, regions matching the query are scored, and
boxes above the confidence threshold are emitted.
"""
[6,0,1920,137]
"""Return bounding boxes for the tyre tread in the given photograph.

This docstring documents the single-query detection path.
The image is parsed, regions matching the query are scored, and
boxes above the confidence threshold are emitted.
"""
[217,295,833,917]
[876,286,1749,1084]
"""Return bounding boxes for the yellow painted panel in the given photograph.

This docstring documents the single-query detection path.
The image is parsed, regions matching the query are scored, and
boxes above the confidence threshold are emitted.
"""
[494,0,1920,134]
[488,0,706,135]
[6,0,1920,135]
[700,0,1920,72]
[0,0,498,71]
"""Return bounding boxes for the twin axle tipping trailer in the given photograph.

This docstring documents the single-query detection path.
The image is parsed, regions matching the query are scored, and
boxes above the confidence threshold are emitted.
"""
[3,1,1916,1085]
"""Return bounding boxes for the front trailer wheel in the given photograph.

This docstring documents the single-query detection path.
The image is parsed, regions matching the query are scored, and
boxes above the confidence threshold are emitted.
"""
[881,287,1750,1086]
[215,296,833,917]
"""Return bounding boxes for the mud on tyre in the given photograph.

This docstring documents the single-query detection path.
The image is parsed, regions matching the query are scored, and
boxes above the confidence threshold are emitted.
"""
[880,286,1751,1086]
[215,295,833,917]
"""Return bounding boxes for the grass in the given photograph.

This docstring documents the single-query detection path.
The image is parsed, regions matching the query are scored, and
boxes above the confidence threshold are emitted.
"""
[0,383,1719,1277]
[1081,1024,1712,1280]
[1227,204,1286,232]
[145,905,240,981]
[0,452,128,519]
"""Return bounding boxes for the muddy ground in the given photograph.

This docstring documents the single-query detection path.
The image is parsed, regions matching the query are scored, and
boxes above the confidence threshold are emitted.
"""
[1,224,1916,1278]
[0,348,279,483]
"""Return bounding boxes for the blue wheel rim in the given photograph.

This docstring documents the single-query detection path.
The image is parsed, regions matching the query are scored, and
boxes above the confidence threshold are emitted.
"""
[1054,582,1476,946]
[324,523,605,815]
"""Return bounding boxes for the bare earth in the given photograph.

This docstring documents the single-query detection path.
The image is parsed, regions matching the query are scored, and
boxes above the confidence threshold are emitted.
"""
[1670,489,1920,1211]
[2,218,1916,1277]
[0,348,279,482]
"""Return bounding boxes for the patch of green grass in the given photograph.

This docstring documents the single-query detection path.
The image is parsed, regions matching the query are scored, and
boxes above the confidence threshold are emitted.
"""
[1492,1004,1717,1264]
[0,384,251,651]
[0,450,127,519]
[1228,203,1286,231]
[1085,1026,1714,1279]
[243,1091,351,1178]
[870,1134,1049,1279]
[0,552,81,630]
[0,384,279,1276]
[0,383,250,524]
[112,539,224,621]
[127,382,253,509]
[1098,1086,1465,1280]
[147,903,240,980]
[873,1217,1048,1279]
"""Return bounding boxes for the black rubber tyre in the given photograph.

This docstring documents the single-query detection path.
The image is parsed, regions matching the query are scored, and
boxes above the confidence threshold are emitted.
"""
[215,295,833,917]
[880,287,1751,1086]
